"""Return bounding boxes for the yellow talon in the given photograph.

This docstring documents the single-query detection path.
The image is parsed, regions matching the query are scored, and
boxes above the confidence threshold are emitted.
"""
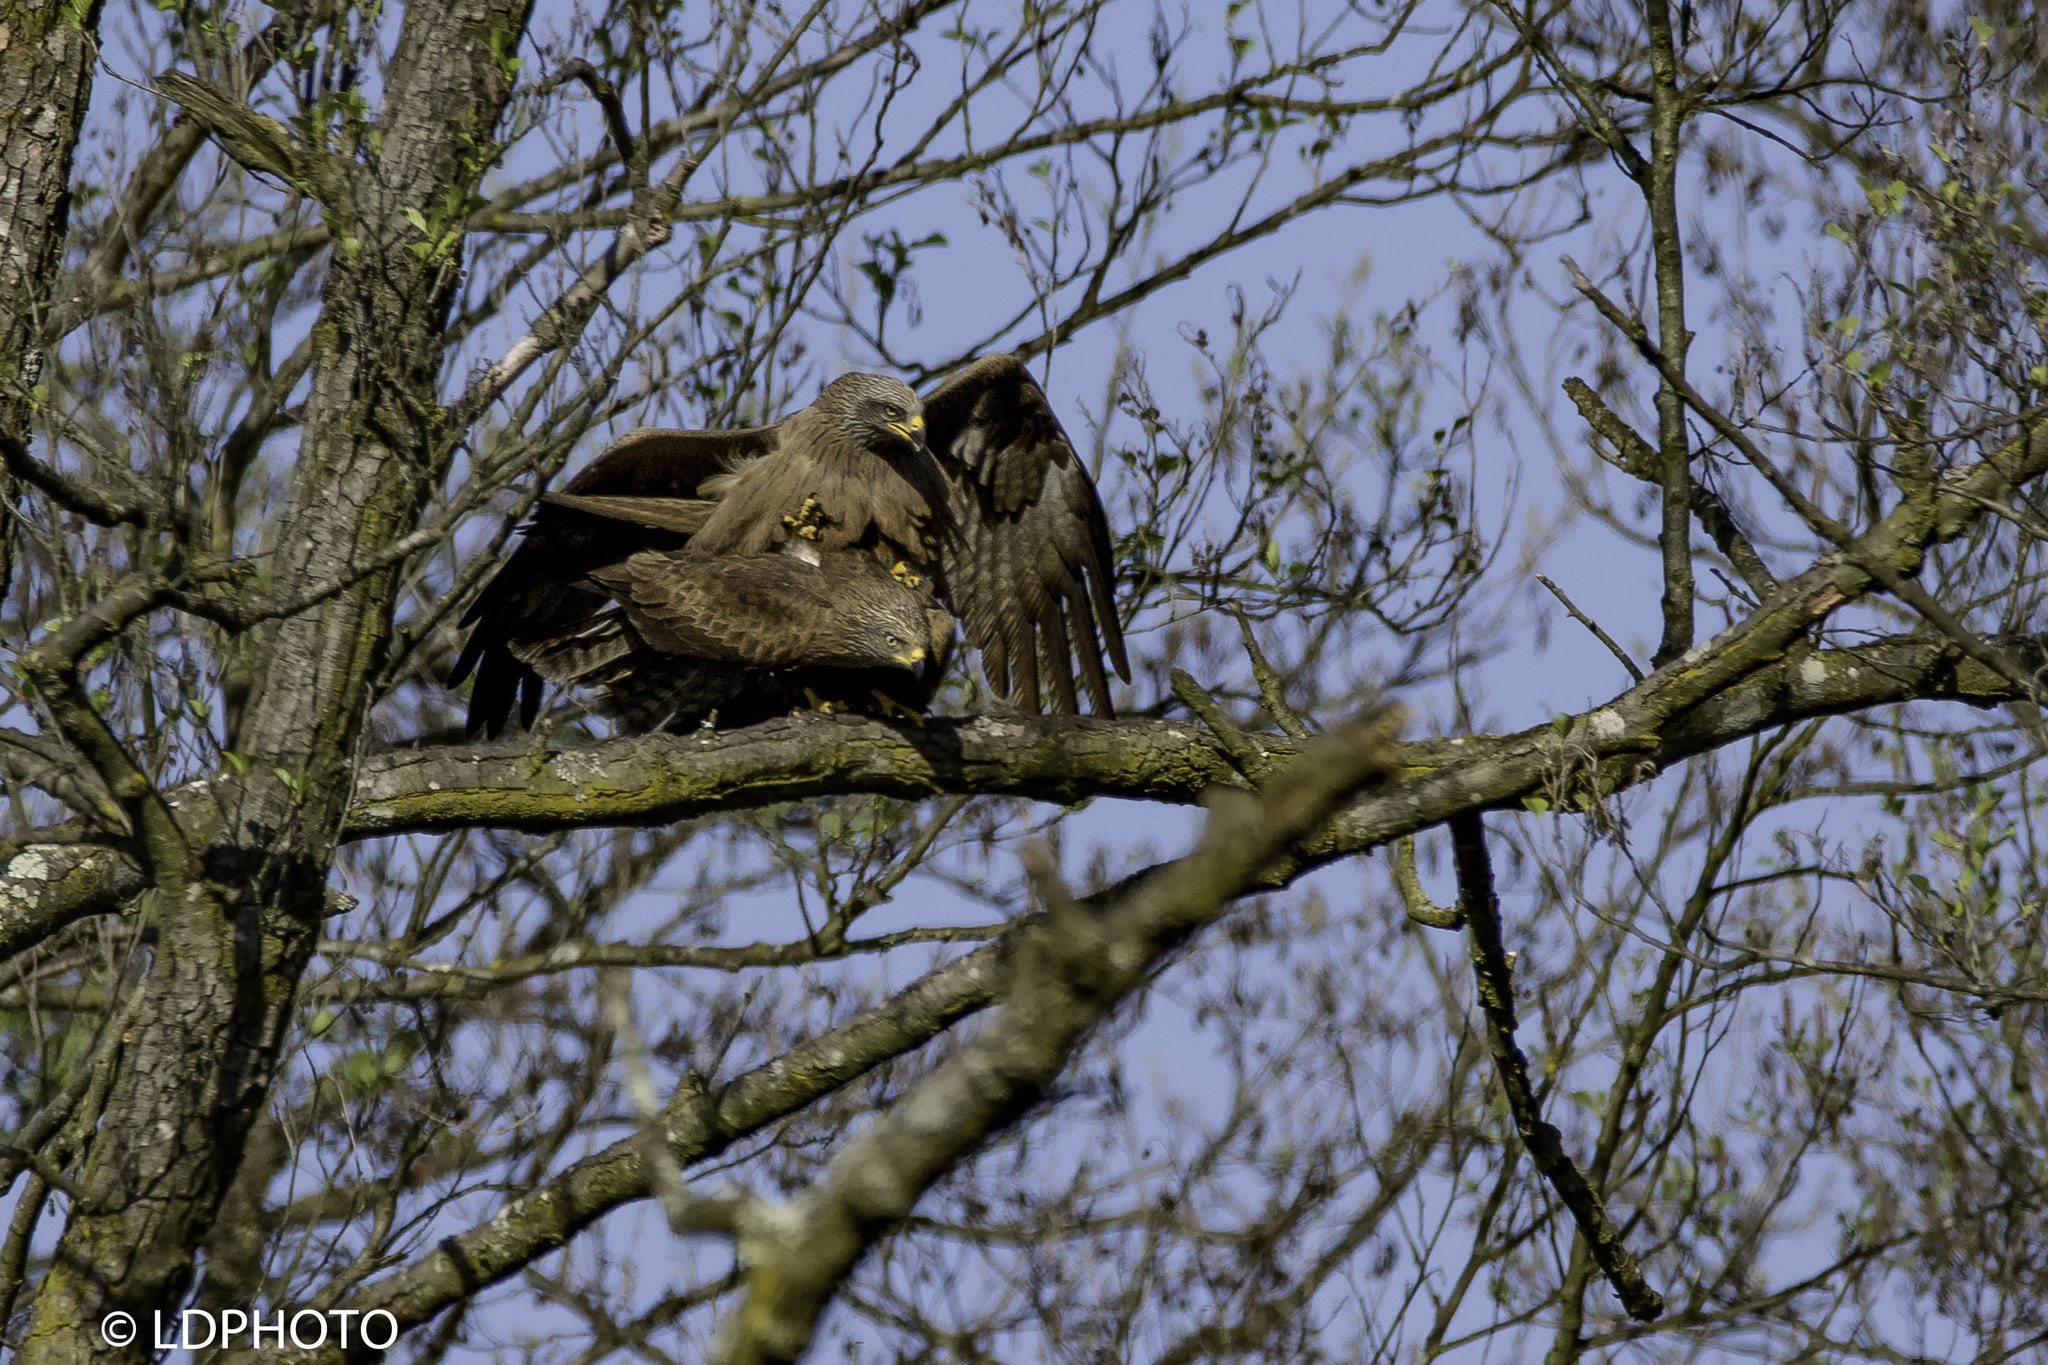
[781,496,827,541]
[802,687,844,714]
[890,560,925,589]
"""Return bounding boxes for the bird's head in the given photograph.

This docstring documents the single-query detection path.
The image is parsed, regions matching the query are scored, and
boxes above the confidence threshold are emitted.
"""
[835,588,932,673]
[819,373,927,459]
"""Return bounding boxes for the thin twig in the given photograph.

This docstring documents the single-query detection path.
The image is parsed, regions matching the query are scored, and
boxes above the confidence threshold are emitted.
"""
[1229,608,1311,738]
[1169,668,1268,783]
[544,59,640,184]
[1534,574,1645,684]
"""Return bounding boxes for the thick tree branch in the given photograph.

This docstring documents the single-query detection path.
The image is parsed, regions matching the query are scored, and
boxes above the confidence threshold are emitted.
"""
[0,840,147,964]
[1641,0,1696,667]
[351,624,2042,845]
[712,708,1407,1364]
[5,629,2035,957]
[0,0,104,600]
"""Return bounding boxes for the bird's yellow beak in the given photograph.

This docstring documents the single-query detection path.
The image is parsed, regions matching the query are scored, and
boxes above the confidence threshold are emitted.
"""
[893,644,927,667]
[888,413,927,450]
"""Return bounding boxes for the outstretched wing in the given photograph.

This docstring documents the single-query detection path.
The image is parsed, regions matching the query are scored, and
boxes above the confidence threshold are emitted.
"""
[450,423,777,736]
[924,353,1129,715]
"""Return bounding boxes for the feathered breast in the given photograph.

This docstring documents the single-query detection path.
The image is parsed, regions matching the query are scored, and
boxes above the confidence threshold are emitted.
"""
[687,409,950,561]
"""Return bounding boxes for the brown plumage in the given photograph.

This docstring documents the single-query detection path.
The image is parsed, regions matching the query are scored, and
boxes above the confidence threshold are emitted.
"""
[508,550,948,731]
[451,358,1128,735]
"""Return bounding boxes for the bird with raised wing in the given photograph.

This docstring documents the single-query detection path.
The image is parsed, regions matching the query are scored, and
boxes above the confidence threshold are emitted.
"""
[450,355,1128,735]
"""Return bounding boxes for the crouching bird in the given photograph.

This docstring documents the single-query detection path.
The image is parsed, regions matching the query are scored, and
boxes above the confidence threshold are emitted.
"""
[450,355,1129,734]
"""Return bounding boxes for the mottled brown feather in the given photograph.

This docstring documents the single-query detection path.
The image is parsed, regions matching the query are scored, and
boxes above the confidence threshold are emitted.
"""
[588,550,939,671]
[688,379,952,565]
[923,353,1129,715]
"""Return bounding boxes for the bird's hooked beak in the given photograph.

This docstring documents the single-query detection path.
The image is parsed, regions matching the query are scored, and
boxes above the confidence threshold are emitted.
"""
[892,643,928,669]
[888,412,928,455]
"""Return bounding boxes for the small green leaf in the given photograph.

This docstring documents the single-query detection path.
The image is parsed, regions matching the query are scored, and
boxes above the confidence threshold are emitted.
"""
[1969,14,1992,45]
[1824,223,1853,243]
[1551,714,1573,736]
[1522,796,1551,813]
[1843,349,1865,372]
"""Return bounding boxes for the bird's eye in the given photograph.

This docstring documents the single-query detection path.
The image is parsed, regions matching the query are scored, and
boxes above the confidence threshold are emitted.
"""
[881,404,905,422]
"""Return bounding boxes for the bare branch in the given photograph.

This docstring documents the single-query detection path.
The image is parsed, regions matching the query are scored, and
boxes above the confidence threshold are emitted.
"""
[712,707,1407,1363]
[1451,811,1664,1322]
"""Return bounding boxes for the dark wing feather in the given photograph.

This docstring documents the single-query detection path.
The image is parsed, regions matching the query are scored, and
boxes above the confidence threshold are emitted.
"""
[450,423,778,736]
[563,425,778,496]
[924,353,1129,715]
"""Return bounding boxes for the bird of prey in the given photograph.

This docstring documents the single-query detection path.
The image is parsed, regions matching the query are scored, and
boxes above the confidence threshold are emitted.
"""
[510,548,948,732]
[450,355,1129,735]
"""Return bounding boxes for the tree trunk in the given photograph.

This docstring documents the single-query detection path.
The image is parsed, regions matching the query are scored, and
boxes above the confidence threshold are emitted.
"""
[0,0,102,598]
[17,5,533,1360]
